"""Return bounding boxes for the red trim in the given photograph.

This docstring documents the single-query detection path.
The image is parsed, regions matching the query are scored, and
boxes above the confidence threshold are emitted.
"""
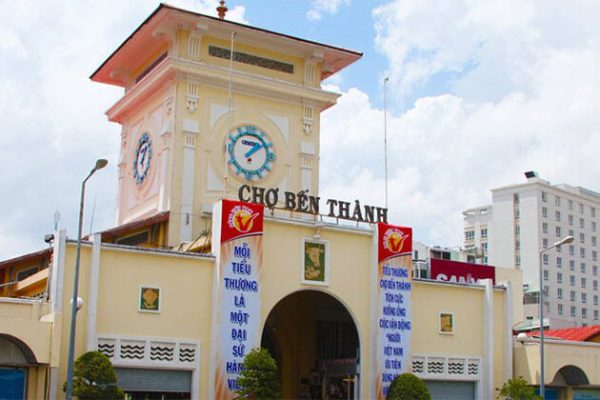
[527,325,600,341]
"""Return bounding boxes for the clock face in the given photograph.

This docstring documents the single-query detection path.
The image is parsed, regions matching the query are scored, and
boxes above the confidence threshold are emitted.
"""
[133,132,152,185]
[227,125,275,180]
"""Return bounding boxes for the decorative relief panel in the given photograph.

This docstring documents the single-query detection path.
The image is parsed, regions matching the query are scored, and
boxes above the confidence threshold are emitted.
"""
[208,45,294,74]
[412,354,481,380]
[303,104,314,135]
[188,35,201,60]
[97,336,198,368]
[186,82,200,113]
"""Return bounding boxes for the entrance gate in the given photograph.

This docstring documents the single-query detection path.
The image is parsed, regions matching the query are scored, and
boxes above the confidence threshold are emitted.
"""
[261,290,360,399]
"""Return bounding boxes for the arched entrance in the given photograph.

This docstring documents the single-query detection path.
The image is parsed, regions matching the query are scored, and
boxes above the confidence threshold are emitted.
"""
[261,290,360,399]
[0,334,38,400]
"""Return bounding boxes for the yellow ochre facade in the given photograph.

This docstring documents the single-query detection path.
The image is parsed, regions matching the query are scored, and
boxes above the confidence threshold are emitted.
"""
[1,4,598,400]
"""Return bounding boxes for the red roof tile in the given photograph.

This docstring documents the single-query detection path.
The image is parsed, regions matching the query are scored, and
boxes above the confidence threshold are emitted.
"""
[528,325,600,342]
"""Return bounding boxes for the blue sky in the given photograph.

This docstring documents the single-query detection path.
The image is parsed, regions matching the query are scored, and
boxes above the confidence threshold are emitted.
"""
[2,0,600,260]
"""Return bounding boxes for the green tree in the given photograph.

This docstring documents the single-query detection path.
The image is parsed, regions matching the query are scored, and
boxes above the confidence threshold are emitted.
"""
[236,348,280,400]
[497,377,541,400]
[386,373,431,400]
[63,351,124,400]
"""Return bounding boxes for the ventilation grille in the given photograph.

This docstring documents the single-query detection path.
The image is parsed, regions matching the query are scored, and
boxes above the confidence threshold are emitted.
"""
[97,336,198,367]
[412,354,481,380]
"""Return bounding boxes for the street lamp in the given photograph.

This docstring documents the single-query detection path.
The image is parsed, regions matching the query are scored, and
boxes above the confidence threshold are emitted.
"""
[539,235,574,399]
[65,159,108,400]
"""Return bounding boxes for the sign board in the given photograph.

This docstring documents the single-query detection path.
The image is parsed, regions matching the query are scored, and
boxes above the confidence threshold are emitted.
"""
[375,223,413,399]
[430,258,495,285]
[211,199,264,399]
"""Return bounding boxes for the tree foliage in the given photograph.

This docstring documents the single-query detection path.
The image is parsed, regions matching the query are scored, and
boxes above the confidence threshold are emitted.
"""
[63,351,124,400]
[386,373,431,400]
[497,377,541,400]
[236,348,280,400]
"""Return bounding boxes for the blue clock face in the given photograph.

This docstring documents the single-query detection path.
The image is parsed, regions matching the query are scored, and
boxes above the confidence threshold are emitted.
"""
[133,132,152,185]
[227,125,275,180]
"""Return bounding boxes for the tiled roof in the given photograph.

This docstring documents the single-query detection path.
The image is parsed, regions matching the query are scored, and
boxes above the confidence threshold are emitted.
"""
[528,325,600,342]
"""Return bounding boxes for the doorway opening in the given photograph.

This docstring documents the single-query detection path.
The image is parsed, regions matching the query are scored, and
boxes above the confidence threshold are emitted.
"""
[261,290,360,399]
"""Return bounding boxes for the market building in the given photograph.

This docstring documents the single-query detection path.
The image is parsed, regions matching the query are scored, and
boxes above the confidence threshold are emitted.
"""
[0,3,595,400]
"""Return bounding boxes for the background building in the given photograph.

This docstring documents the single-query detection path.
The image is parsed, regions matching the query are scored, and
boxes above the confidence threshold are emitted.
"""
[464,172,600,328]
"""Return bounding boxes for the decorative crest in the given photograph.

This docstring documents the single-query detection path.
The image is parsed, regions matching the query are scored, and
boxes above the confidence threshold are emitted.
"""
[217,0,228,20]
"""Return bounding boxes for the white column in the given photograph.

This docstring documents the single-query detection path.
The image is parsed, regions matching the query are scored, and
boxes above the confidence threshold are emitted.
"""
[86,233,102,352]
[482,279,494,400]
[368,224,379,400]
[503,281,514,382]
[50,229,67,314]
[180,131,198,242]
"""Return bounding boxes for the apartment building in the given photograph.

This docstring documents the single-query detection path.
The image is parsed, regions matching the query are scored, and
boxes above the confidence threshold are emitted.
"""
[464,173,600,328]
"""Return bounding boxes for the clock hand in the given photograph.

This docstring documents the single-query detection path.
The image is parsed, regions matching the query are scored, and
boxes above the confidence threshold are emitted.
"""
[245,142,263,158]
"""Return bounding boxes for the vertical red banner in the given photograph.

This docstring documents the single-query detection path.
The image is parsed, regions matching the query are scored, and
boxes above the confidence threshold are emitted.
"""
[375,223,413,399]
[213,200,264,399]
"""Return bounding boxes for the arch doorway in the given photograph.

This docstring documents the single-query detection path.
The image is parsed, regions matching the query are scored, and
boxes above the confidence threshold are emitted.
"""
[261,290,360,399]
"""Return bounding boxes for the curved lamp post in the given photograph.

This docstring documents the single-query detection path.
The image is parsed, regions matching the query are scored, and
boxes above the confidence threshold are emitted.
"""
[65,159,108,400]
[539,235,574,399]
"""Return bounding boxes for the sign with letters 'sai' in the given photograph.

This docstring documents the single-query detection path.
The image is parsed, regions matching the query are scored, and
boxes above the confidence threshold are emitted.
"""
[375,223,413,399]
[211,199,264,399]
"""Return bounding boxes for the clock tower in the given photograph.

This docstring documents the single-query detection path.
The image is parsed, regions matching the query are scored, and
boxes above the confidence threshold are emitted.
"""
[92,4,361,247]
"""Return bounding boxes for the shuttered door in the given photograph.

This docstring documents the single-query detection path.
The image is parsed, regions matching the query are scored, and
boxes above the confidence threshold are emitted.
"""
[114,368,191,393]
[425,380,476,400]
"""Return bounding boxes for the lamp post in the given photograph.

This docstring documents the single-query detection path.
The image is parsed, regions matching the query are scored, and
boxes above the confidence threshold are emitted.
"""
[538,235,574,399]
[65,159,108,400]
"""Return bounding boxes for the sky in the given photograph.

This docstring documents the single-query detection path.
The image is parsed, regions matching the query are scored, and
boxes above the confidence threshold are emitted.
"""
[2,0,600,260]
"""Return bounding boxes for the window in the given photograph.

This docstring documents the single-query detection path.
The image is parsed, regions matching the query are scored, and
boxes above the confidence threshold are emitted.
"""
[571,290,576,301]
[580,203,585,213]
[543,254,549,265]
[558,304,564,315]
[571,306,577,317]
[595,310,599,320]
[569,229,574,236]
[594,295,598,306]
[569,245,575,256]
[581,263,587,273]
[556,210,561,221]
[593,222,597,232]
[515,255,521,266]
[595,280,599,291]
[569,199,573,210]
[481,242,488,251]
[557,272,563,284]
[557,257,562,268]
[580,218,585,228]
[592,207,596,218]
[543,238,548,249]
[582,293,587,303]
[583,308,588,319]
[594,265,598,276]
[556,244,562,253]
[555,196,561,207]
[515,224,520,234]
[582,277,587,289]
[570,275,576,286]
[515,240,521,250]
[594,251,598,262]
[580,233,586,244]
[481,228,488,238]
[542,191,548,202]
[465,230,475,240]
[558,287,563,299]
[513,193,520,202]
[593,236,598,247]
[543,223,548,233]
[556,226,562,237]
[569,214,574,225]
[570,260,575,271]
[544,270,549,281]
[542,207,548,218]
[581,248,586,258]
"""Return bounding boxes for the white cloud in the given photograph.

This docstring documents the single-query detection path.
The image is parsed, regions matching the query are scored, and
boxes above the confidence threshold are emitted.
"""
[318,0,600,248]
[307,0,350,21]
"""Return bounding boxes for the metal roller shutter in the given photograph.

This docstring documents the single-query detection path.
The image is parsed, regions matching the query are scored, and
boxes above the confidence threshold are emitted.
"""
[114,368,191,393]
[425,380,476,400]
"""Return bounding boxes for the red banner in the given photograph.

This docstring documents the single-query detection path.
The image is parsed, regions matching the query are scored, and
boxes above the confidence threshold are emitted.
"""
[377,224,412,263]
[430,259,495,285]
[220,199,264,243]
